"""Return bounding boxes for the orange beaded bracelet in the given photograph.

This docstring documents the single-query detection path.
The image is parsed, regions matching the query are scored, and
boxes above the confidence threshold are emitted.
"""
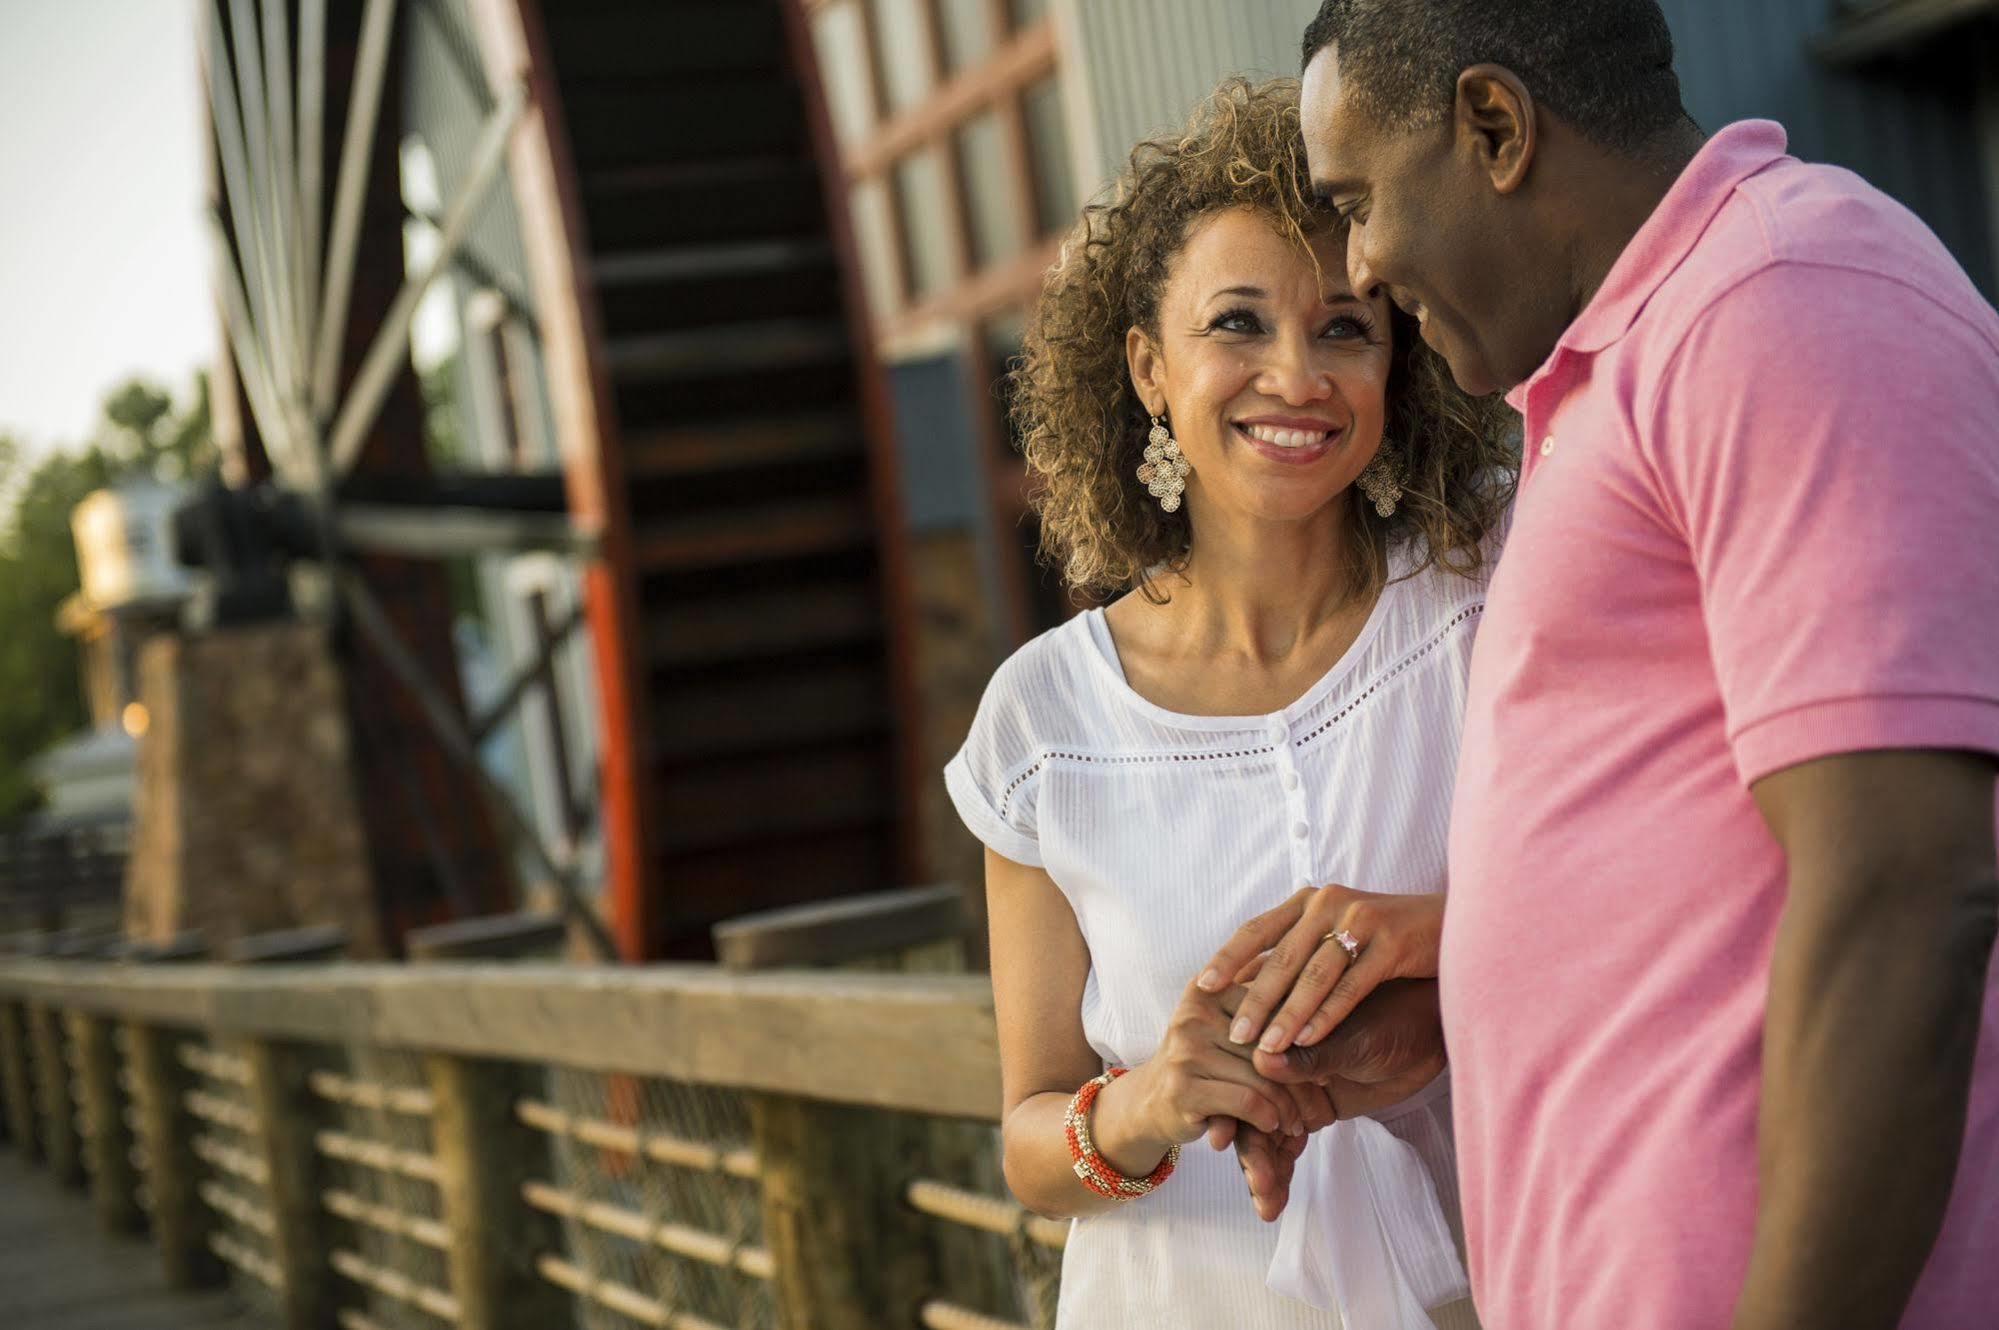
[1064,1067,1178,1200]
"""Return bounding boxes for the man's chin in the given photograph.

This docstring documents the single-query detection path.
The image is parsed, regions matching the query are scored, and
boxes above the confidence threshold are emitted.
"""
[1425,324,1501,398]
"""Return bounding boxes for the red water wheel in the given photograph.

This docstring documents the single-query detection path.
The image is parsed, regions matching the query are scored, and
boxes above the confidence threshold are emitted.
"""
[201,0,921,959]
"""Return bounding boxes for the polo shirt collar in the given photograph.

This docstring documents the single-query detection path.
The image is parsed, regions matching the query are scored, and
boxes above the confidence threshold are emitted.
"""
[1506,120,1792,411]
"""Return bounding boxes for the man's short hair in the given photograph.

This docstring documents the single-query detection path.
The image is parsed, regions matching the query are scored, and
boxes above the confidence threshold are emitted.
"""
[1302,0,1688,155]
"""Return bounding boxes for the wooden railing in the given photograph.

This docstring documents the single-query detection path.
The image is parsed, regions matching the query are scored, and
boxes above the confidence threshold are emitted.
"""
[0,937,1063,1330]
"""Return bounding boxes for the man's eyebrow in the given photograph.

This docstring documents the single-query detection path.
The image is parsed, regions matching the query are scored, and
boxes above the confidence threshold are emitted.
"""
[1312,177,1359,203]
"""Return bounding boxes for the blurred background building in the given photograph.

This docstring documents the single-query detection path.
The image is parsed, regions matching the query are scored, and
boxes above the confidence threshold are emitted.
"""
[3,0,1994,965]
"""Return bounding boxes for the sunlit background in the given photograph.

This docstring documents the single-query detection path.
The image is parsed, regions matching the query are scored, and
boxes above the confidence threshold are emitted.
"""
[0,5,1991,1329]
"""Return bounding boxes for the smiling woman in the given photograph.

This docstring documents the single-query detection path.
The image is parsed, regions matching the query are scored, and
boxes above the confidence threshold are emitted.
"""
[948,76,1516,1330]
[1011,77,1513,603]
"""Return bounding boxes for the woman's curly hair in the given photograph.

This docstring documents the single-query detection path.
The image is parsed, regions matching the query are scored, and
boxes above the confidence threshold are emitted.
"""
[1010,77,1516,602]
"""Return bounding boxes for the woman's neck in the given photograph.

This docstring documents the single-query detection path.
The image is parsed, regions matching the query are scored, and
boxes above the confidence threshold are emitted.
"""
[1163,505,1365,666]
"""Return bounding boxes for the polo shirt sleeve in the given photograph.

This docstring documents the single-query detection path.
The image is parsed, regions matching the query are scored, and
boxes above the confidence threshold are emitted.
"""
[1645,261,1999,785]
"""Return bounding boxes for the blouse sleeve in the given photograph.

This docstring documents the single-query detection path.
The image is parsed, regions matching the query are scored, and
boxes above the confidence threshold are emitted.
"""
[942,653,1046,868]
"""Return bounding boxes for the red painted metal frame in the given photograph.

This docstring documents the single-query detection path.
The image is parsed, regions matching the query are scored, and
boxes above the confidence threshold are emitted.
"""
[782,0,933,888]
[465,0,663,959]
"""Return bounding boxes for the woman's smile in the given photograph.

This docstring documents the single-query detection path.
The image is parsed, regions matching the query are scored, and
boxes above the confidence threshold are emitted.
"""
[1233,416,1347,466]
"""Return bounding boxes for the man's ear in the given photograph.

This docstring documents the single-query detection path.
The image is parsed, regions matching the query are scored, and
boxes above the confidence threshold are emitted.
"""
[1126,325,1165,417]
[1454,64,1536,195]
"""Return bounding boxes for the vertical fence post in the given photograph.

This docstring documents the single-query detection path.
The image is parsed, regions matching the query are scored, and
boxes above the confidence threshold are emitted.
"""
[125,1021,224,1288]
[67,1008,143,1233]
[427,1053,573,1330]
[408,920,573,1330]
[242,1038,338,1330]
[0,998,39,1159]
[28,1002,84,1185]
[749,1092,939,1330]
[721,888,971,1330]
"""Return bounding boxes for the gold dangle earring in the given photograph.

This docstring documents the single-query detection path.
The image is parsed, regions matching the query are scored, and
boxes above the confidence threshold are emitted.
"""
[1138,415,1191,514]
[1357,444,1403,517]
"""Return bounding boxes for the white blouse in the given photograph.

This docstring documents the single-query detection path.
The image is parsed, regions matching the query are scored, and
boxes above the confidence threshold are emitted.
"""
[946,549,1487,1330]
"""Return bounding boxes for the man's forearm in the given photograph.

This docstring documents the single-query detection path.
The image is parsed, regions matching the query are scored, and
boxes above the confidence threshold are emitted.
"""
[1732,868,1997,1329]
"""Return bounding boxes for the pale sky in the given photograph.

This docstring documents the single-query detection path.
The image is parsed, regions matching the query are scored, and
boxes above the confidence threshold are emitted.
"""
[0,0,211,456]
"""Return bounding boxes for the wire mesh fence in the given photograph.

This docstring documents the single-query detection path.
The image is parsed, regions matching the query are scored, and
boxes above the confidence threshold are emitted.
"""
[531,1067,776,1330]
[318,1043,453,1328]
[184,1033,283,1313]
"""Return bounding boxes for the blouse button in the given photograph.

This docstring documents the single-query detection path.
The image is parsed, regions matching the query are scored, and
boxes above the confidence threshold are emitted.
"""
[1539,434,1556,457]
[1266,721,1287,743]
[1291,821,1309,840]
[1281,771,1300,791]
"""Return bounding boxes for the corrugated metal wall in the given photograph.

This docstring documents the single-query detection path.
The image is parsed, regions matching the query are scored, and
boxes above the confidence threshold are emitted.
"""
[402,0,538,310]
[1056,0,1321,194]
[1657,0,1994,294]
[1055,1,1993,294]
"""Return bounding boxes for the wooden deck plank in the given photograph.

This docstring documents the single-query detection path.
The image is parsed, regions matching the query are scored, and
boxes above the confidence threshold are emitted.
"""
[0,1148,267,1328]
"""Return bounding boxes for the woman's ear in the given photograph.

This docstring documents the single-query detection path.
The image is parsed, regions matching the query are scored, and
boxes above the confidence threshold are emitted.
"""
[1126,325,1165,417]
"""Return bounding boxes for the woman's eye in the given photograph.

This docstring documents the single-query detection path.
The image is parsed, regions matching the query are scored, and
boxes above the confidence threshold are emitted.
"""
[1323,315,1376,341]
[1211,309,1264,334]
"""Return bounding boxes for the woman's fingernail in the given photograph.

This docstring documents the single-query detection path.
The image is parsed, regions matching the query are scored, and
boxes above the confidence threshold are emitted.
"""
[1229,1017,1254,1044]
[1197,968,1220,991]
[1257,1024,1288,1054]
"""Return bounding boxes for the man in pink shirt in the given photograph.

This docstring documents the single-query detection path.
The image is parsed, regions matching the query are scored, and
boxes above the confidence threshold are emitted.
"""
[1208,1,1999,1325]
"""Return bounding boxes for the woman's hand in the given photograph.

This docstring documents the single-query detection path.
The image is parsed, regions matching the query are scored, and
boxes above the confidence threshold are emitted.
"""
[1236,1120,1314,1222]
[1196,885,1445,1055]
[1091,977,1311,1175]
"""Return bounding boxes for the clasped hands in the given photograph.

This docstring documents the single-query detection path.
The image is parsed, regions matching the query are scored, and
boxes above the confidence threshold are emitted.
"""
[1149,885,1447,1221]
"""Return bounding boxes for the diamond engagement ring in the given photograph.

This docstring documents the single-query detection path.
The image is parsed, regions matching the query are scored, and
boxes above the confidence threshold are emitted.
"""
[1327,929,1361,961]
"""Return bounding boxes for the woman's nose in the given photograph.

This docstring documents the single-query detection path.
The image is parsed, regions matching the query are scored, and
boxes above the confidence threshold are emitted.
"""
[1260,334,1336,405]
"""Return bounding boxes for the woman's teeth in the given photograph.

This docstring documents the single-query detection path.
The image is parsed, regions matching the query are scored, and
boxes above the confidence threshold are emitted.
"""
[1240,424,1332,449]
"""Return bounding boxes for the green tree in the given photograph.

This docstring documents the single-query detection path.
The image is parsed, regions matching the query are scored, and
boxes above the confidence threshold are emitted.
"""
[0,374,215,817]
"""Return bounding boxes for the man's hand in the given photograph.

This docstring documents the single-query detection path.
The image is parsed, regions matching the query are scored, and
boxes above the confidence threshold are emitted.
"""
[1253,977,1447,1116]
[1214,979,1448,1220]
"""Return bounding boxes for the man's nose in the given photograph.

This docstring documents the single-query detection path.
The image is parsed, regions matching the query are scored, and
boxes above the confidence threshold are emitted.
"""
[1346,226,1385,305]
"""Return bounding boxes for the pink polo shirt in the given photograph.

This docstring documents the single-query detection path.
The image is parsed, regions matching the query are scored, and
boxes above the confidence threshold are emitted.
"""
[1443,121,1999,1328]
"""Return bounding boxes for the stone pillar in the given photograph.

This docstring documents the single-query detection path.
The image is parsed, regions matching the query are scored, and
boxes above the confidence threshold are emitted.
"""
[125,623,383,957]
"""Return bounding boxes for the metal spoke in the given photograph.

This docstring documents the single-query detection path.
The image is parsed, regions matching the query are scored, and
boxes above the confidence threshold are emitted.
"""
[256,0,306,389]
[335,570,616,960]
[467,599,587,745]
[297,0,325,357]
[405,204,538,335]
[203,1,299,458]
[331,503,594,561]
[207,213,310,486]
[312,0,398,428]
[350,698,477,920]
[226,0,301,399]
[326,78,528,480]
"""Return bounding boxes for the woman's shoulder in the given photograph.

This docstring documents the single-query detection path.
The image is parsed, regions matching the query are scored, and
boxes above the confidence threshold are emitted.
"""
[946,614,1110,835]
[974,612,1108,732]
